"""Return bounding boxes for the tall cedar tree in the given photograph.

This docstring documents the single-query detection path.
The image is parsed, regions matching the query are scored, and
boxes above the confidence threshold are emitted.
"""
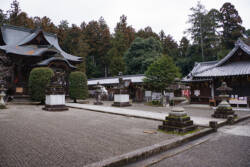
[107,32,126,76]
[84,18,111,78]
[220,2,245,49]
[114,15,136,49]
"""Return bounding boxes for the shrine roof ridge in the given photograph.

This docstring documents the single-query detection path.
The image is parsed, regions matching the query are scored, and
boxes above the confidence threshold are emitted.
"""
[2,24,57,37]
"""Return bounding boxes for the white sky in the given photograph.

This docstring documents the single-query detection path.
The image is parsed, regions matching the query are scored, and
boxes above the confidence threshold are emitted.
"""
[1,0,249,42]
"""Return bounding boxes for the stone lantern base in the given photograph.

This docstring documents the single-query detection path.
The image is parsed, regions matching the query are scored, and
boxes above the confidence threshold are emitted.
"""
[43,94,68,111]
[112,94,131,107]
[159,107,197,133]
[212,100,235,118]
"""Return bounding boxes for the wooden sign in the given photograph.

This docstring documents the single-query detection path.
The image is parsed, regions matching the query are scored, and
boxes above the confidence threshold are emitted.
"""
[16,87,23,93]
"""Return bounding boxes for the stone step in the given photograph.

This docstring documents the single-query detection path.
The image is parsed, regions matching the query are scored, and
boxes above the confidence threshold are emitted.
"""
[9,94,33,104]
[159,124,198,133]
[163,120,194,127]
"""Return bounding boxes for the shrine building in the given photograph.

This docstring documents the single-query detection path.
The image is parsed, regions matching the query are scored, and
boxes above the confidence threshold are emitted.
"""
[183,39,250,107]
[0,24,82,96]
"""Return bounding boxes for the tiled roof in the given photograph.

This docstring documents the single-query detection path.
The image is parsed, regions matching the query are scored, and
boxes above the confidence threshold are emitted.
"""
[36,56,76,69]
[0,24,82,62]
[183,39,250,81]
[88,74,145,85]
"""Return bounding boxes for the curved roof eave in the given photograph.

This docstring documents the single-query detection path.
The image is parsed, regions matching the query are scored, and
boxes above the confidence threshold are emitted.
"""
[43,34,82,62]
[0,45,59,57]
[36,57,77,69]
[1,24,82,63]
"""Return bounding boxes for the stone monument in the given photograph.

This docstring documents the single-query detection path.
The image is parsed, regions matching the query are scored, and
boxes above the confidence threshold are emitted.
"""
[0,80,7,109]
[112,72,131,107]
[212,82,235,118]
[43,72,68,111]
[94,82,103,105]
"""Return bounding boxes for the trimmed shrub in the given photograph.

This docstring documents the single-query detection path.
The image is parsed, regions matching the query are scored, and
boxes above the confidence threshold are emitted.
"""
[69,71,88,102]
[28,67,54,103]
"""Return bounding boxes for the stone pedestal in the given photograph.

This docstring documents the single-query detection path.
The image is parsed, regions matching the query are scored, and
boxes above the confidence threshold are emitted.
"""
[44,94,68,111]
[94,94,103,105]
[159,107,197,133]
[212,99,235,118]
[171,96,186,105]
[43,72,68,112]
[0,92,5,105]
[0,84,7,109]
[112,94,131,107]
[0,92,6,109]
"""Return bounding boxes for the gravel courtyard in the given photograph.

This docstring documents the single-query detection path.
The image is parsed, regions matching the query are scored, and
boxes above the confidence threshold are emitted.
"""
[0,105,176,167]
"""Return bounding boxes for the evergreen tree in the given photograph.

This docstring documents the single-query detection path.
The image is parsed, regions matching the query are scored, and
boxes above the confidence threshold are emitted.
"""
[107,32,126,76]
[136,26,159,40]
[245,29,250,37]
[187,1,206,61]
[7,0,21,25]
[220,2,245,49]
[124,37,162,74]
[144,55,181,92]
[84,18,111,78]
[179,37,189,57]
[115,15,136,49]
[0,9,8,26]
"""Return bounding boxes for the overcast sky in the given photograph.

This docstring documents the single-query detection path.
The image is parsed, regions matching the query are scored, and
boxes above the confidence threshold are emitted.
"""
[1,0,250,42]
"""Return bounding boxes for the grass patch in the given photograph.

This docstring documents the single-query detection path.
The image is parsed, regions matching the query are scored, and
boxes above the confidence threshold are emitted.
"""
[145,101,163,107]
[0,104,7,109]
[167,115,189,119]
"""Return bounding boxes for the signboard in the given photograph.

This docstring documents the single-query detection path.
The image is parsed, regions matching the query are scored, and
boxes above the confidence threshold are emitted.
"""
[152,92,162,100]
[145,91,152,97]
[16,87,23,93]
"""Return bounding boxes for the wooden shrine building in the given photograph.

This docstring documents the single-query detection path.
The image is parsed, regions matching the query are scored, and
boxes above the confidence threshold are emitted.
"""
[0,25,82,96]
[183,39,250,106]
[88,74,145,102]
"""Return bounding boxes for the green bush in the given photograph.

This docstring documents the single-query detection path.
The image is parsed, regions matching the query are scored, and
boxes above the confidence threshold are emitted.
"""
[28,67,54,103]
[69,71,88,102]
[152,100,161,106]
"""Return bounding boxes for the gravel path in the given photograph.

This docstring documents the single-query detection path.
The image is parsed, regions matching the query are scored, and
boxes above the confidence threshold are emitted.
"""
[0,105,176,167]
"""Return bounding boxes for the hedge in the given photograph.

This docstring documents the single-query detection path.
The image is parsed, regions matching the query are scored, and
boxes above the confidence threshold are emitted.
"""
[28,67,54,103]
[69,71,88,102]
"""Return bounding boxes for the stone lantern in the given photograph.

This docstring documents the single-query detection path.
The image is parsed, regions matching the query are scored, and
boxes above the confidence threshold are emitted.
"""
[159,78,197,134]
[112,72,131,107]
[167,78,189,106]
[212,82,235,118]
[0,80,7,109]
[43,72,68,111]
[94,82,103,105]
